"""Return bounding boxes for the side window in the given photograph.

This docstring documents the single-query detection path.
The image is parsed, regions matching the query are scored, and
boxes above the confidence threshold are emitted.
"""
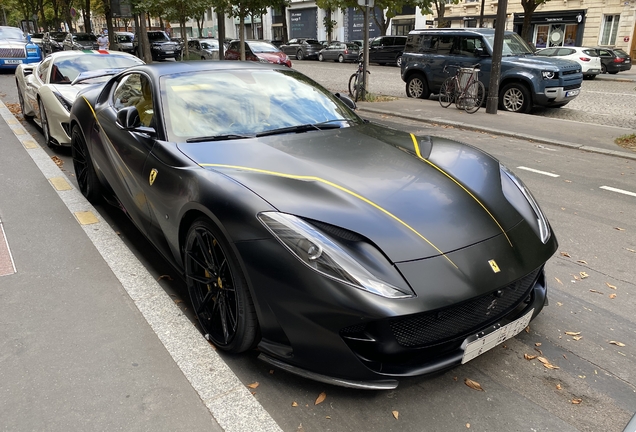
[598,49,610,57]
[436,36,455,55]
[557,48,575,56]
[37,58,52,82]
[113,74,154,127]
[537,48,557,56]
[288,39,298,45]
[456,37,484,57]
[371,38,381,47]
[188,40,195,49]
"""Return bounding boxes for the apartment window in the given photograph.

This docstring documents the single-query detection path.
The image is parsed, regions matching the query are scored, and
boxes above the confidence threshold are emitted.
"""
[600,14,620,45]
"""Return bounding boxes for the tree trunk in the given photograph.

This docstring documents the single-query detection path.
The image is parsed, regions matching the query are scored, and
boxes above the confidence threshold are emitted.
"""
[281,4,288,43]
[83,0,91,33]
[371,8,388,35]
[103,0,114,48]
[520,0,536,42]
[217,11,225,60]
[240,11,246,61]
[139,13,152,63]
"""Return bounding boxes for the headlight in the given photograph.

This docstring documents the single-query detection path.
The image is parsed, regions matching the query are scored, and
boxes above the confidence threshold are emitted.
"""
[27,48,38,54]
[258,212,413,299]
[500,164,550,243]
[258,57,269,63]
[541,70,556,80]
[53,91,73,112]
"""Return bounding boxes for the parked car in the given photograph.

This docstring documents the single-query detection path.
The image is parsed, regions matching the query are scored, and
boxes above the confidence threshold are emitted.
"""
[186,38,223,60]
[225,40,291,67]
[368,35,407,67]
[594,47,632,74]
[279,38,323,60]
[318,41,360,63]
[69,60,557,389]
[401,28,583,113]
[536,46,602,79]
[114,31,135,53]
[42,31,67,55]
[134,30,181,61]
[30,32,44,49]
[15,50,143,147]
[0,26,41,69]
[63,33,98,50]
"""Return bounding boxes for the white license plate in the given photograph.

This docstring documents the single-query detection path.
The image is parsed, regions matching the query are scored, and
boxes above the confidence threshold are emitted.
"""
[566,89,580,97]
[5,59,22,64]
[462,308,534,364]
[625,60,631,63]
[165,51,174,54]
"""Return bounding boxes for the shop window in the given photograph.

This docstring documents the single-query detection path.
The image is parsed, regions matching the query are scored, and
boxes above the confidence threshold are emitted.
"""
[464,19,477,28]
[600,15,620,45]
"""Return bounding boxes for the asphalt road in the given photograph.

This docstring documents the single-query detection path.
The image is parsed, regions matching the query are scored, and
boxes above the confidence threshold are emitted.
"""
[1,69,635,432]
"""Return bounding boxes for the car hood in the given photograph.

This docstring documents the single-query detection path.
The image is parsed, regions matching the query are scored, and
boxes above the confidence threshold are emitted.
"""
[0,40,26,49]
[504,55,580,70]
[49,83,91,102]
[177,124,526,262]
[256,52,286,61]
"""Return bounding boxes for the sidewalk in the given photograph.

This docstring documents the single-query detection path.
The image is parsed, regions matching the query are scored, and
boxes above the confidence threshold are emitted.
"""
[357,96,636,161]
[0,102,281,432]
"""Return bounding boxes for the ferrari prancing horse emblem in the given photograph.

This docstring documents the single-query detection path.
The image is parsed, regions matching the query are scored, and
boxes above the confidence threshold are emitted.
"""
[149,168,158,186]
[488,259,501,273]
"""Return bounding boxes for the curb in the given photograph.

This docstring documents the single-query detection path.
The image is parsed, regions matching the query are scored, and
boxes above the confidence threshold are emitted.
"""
[357,106,636,161]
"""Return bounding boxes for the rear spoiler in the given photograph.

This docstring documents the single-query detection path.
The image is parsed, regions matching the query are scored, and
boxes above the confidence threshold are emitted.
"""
[71,68,126,85]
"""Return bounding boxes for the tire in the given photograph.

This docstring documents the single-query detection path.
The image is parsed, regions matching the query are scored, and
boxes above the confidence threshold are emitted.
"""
[296,50,304,61]
[585,74,596,80]
[16,79,33,118]
[601,64,607,74]
[338,54,344,63]
[38,99,53,147]
[184,218,258,353]
[461,80,485,114]
[318,53,323,61]
[405,73,430,99]
[349,73,362,101]
[439,77,456,108]
[395,55,402,68]
[71,125,102,203]
[499,82,531,113]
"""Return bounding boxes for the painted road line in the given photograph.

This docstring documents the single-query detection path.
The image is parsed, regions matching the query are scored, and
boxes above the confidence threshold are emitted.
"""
[0,220,17,277]
[517,166,560,177]
[600,186,636,198]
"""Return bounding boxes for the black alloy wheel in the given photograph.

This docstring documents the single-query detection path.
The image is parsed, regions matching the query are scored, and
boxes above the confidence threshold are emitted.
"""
[38,99,53,147]
[71,125,102,203]
[405,74,430,99]
[184,218,258,353]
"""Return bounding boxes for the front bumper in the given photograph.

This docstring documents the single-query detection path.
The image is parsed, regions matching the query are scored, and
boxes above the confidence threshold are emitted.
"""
[536,85,581,105]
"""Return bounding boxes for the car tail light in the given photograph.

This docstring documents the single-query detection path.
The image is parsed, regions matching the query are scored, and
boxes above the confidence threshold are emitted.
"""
[579,57,590,62]
[344,49,348,54]
[614,57,625,63]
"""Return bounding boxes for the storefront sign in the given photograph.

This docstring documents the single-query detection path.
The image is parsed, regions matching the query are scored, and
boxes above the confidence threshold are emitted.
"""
[345,6,381,41]
[289,8,318,38]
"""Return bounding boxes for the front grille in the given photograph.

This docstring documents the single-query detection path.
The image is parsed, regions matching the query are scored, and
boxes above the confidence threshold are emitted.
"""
[564,84,581,91]
[562,69,580,75]
[0,48,25,58]
[389,268,540,348]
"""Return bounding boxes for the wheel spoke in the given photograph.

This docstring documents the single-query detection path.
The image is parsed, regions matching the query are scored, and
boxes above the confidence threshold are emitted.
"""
[194,229,214,269]
[196,290,215,314]
[186,273,214,284]
[185,250,209,273]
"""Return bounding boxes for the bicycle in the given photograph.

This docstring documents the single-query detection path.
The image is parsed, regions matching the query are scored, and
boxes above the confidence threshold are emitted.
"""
[348,54,370,102]
[439,64,485,114]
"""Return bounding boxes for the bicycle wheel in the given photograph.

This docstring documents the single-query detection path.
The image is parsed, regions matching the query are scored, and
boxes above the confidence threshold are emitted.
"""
[350,73,362,102]
[439,77,456,108]
[348,73,358,98]
[462,80,485,114]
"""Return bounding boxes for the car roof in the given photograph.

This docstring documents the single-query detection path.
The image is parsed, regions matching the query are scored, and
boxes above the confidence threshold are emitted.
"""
[46,50,140,61]
[409,28,501,36]
[123,61,286,81]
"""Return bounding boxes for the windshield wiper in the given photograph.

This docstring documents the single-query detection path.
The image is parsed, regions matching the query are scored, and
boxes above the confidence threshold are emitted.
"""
[186,134,253,143]
[256,119,351,137]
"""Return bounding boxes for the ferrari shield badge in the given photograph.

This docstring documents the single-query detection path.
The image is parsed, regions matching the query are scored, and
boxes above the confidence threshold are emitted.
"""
[149,168,158,186]
[488,259,501,273]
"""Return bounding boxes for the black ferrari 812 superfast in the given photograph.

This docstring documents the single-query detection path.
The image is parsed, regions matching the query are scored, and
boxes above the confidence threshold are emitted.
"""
[69,61,557,389]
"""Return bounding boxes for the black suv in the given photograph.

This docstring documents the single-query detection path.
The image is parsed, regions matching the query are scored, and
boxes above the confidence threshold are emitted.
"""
[368,35,407,66]
[42,31,67,56]
[401,28,583,113]
[134,31,181,61]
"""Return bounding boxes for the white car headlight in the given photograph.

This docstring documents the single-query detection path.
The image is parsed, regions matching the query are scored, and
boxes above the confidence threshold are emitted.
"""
[258,212,413,299]
[500,164,551,243]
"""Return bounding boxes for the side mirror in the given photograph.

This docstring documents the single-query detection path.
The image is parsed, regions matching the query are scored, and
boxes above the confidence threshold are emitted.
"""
[335,92,357,111]
[116,106,156,136]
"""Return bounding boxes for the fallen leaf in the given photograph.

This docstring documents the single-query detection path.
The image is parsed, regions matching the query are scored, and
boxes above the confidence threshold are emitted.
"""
[292,401,298,407]
[614,227,625,231]
[392,411,399,420]
[51,155,64,168]
[577,260,587,264]
[580,272,589,279]
[537,356,549,365]
[325,416,331,419]
[544,363,560,369]
[466,424,471,429]
[563,354,567,359]
[525,326,530,333]
[535,342,542,347]
[564,179,572,183]
[251,391,256,395]
[565,331,581,336]
[535,348,543,355]
[609,294,617,299]
[157,274,173,281]
[269,370,274,374]
[572,274,580,281]
[561,252,571,257]
[557,302,563,306]
[571,398,582,404]
[556,383,562,390]
[555,277,563,285]
[453,376,458,381]
[606,282,617,290]
[579,375,586,379]
[524,354,537,360]
[589,289,603,294]
[464,378,484,391]
[315,391,327,405]
[609,341,626,347]
[573,336,582,341]
[626,248,635,253]
[247,382,259,389]
[173,299,183,304]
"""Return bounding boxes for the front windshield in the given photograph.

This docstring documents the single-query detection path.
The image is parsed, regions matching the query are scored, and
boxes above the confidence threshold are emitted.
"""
[51,32,67,42]
[74,34,97,42]
[51,54,143,83]
[148,32,169,42]
[117,35,133,43]
[161,69,360,142]
[483,33,534,56]
[0,28,25,40]
[248,41,279,53]
[201,41,219,49]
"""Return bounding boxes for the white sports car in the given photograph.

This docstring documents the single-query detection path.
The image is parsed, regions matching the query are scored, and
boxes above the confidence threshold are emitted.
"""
[15,50,143,147]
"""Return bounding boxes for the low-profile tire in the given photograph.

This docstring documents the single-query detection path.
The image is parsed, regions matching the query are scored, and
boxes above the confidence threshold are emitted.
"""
[405,73,430,99]
[318,53,324,61]
[395,55,402,68]
[16,79,33,118]
[296,50,304,60]
[338,54,344,63]
[38,99,53,147]
[184,217,258,353]
[499,82,532,113]
[71,125,102,203]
